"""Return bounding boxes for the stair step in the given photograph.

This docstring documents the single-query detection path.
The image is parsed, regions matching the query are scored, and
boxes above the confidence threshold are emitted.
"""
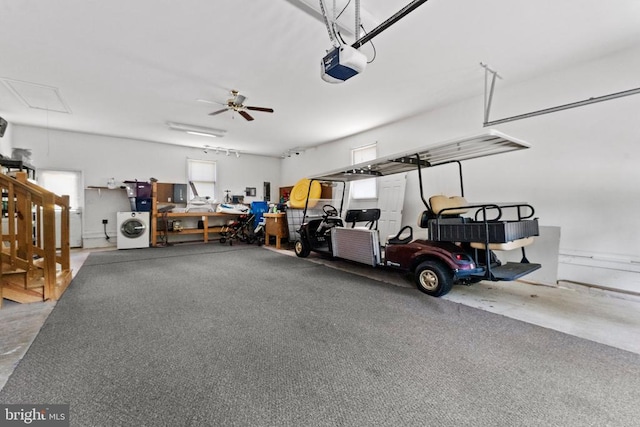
[2,271,27,289]
[1,267,27,275]
[32,258,47,269]
[1,282,44,304]
[2,259,25,270]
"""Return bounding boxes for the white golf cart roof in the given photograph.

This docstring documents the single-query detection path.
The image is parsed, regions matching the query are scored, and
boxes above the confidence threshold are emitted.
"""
[313,129,531,182]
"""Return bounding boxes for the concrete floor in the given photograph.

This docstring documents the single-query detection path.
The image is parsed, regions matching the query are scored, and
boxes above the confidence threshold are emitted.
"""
[1,246,639,391]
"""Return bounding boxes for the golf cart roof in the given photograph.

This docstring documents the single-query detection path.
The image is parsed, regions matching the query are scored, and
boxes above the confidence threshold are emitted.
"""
[313,129,531,182]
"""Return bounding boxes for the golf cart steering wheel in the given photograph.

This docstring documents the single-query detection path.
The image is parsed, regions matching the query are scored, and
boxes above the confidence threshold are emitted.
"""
[323,204,338,217]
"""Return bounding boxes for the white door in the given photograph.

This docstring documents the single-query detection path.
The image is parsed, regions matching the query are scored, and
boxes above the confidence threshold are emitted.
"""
[39,170,83,248]
[377,173,407,244]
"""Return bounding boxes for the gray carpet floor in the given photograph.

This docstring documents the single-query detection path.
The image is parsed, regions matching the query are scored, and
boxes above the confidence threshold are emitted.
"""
[1,244,639,426]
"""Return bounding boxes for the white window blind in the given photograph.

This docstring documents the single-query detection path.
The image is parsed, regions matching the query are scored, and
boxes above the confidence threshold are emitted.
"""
[187,159,216,199]
[351,143,377,199]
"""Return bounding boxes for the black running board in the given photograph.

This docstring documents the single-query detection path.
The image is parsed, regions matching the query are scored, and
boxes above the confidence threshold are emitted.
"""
[490,262,541,281]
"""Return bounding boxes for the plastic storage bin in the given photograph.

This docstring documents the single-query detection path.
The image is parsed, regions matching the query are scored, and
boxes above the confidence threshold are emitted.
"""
[135,198,152,212]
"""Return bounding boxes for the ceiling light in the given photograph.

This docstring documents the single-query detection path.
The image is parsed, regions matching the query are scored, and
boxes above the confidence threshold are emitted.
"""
[167,122,226,138]
[187,131,218,138]
[204,146,242,157]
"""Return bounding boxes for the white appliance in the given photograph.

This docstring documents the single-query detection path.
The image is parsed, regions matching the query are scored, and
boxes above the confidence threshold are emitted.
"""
[116,212,150,249]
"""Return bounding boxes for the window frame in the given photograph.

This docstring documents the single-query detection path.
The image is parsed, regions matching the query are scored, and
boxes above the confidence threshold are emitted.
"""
[186,158,217,200]
[350,143,377,200]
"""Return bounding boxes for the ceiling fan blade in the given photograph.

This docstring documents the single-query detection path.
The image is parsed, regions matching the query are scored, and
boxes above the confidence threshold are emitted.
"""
[239,110,254,121]
[245,106,274,113]
[209,108,228,116]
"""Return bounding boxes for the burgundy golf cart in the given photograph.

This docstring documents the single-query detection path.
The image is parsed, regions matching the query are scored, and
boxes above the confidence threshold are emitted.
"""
[293,130,541,297]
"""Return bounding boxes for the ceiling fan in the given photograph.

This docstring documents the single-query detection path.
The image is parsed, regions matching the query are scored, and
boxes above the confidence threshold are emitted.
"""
[204,90,274,121]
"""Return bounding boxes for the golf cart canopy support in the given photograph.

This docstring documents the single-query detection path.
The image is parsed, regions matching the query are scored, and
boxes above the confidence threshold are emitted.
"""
[313,130,530,182]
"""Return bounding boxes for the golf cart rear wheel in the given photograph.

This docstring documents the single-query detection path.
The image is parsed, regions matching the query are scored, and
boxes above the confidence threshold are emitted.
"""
[415,261,453,297]
[294,240,310,258]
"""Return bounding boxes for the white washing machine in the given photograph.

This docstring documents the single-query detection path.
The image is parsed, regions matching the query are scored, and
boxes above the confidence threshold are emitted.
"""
[116,212,150,249]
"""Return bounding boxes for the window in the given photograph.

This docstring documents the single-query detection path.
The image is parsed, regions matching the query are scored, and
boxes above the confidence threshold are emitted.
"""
[187,159,216,200]
[350,143,377,199]
[38,170,82,210]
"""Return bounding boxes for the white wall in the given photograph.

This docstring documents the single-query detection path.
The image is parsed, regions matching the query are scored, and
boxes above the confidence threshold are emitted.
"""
[281,45,640,293]
[11,125,282,248]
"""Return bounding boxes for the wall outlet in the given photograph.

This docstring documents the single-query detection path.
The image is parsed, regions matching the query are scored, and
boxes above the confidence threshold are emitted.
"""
[102,219,108,224]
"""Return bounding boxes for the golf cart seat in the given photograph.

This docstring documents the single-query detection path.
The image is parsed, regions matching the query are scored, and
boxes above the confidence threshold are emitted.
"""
[415,195,472,229]
[429,195,469,216]
[426,195,539,248]
[345,209,380,230]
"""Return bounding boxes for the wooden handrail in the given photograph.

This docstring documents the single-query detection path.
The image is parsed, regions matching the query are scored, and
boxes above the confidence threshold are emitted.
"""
[0,171,71,301]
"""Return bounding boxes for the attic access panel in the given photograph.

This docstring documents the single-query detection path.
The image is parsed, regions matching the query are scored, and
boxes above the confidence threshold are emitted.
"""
[313,130,531,182]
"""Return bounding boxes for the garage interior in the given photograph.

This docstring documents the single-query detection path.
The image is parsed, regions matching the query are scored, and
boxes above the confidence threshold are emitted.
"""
[0,1,639,425]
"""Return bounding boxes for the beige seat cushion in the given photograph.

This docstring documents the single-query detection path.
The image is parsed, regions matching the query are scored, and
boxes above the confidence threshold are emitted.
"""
[430,195,469,215]
[470,237,534,251]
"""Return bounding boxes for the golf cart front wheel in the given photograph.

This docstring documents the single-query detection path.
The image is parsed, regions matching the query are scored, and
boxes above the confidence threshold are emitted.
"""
[294,240,310,258]
[415,261,453,297]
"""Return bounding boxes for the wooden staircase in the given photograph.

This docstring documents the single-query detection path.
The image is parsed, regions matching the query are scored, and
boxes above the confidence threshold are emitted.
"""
[0,171,72,308]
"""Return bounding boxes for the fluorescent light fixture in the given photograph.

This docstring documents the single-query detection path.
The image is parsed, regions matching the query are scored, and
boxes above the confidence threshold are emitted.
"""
[187,131,217,138]
[167,122,226,137]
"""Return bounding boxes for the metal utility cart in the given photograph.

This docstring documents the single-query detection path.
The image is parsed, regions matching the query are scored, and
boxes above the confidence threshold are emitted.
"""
[293,130,541,297]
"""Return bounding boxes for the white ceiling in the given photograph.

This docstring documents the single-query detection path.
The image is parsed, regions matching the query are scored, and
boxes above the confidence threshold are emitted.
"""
[1,0,639,157]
